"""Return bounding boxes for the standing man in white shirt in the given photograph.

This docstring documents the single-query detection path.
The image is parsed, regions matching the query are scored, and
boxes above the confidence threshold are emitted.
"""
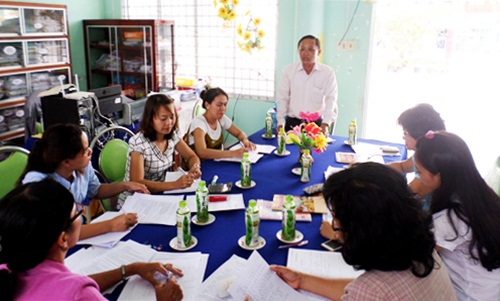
[276,35,338,135]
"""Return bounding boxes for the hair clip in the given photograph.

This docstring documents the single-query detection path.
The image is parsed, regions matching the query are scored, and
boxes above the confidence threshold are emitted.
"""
[425,131,435,139]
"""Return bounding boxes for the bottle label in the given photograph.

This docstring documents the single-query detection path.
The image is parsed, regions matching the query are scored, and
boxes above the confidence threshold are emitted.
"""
[300,155,311,182]
[241,161,251,187]
[348,124,357,145]
[265,117,273,137]
[245,211,260,247]
[282,208,296,241]
[177,214,192,248]
[277,134,286,154]
[196,191,209,223]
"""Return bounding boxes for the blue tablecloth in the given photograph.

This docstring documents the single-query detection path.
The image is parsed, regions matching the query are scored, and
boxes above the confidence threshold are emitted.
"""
[70,129,406,299]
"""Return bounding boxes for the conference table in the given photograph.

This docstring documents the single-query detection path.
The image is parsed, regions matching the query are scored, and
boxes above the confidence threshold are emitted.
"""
[71,128,406,299]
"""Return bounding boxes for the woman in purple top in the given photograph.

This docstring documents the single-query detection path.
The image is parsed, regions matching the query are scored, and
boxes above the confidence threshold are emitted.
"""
[0,179,183,301]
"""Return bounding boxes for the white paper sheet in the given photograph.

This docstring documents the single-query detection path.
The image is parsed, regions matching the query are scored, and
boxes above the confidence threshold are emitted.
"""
[163,171,200,194]
[227,251,316,301]
[214,150,263,164]
[69,240,156,276]
[287,248,364,279]
[351,142,401,158]
[230,143,276,154]
[119,252,209,301]
[76,211,134,248]
[121,193,184,225]
[197,254,247,301]
[185,193,245,212]
[324,166,345,180]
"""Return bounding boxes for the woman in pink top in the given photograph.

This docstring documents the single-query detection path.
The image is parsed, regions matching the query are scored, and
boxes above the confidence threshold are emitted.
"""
[0,179,183,300]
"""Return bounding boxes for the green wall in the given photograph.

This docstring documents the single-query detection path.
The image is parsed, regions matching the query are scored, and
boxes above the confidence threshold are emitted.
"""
[14,0,372,140]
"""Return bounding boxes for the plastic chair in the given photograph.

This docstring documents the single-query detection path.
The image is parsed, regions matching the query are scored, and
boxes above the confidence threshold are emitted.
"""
[89,126,134,216]
[485,156,500,196]
[0,146,30,199]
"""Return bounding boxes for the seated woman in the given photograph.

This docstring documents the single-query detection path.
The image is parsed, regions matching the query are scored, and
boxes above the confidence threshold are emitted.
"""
[21,123,149,240]
[121,94,201,202]
[186,87,255,160]
[415,131,500,300]
[0,179,182,301]
[272,163,457,301]
[320,103,445,240]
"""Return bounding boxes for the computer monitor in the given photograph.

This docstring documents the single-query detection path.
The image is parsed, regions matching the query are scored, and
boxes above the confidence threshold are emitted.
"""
[90,85,123,116]
[41,95,80,130]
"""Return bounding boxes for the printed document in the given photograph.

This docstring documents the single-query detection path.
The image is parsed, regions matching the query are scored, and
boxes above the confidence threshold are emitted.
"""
[121,193,184,226]
[77,211,134,248]
[186,193,245,212]
[163,171,200,194]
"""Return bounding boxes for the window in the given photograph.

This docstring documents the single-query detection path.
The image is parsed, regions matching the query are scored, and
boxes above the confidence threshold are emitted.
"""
[365,0,500,173]
[122,0,278,101]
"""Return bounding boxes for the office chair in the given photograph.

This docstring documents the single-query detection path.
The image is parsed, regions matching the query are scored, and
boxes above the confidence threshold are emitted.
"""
[0,146,30,199]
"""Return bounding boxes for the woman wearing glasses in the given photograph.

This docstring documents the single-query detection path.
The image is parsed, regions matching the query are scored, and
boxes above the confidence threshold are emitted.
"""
[271,163,457,300]
[21,123,149,240]
[0,179,182,300]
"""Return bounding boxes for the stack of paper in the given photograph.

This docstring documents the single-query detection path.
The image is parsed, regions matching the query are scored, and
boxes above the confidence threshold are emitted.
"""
[185,193,245,212]
[163,171,200,194]
[272,194,328,214]
[121,193,184,226]
[67,240,209,301]
[77,211,135,248]
[257,199,312,222]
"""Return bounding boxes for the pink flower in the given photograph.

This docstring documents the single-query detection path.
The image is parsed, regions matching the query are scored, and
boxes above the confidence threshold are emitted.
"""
[299,111,321,123]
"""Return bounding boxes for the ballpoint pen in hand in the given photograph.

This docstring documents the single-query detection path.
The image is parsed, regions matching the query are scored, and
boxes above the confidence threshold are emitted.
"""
[278,240,309,249]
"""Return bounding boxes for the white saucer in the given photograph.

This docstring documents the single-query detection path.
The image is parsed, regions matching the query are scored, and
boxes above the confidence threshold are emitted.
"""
[274,149,291,157]
[238,235,266,250]
[276,229,304,244]
[291,167,301,176]
[192,213,216,226]
[169,236,198,251]
[262,133,276,139]
[327,137,335,144]
[344,140,355,146]
[235,180,256,189]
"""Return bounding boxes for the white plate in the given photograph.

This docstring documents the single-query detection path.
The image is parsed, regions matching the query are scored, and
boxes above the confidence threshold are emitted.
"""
[262,133,276,139]
[238,235,266,250]
[235,180,256,189]
[192,213,216,226]
[169,236,198,251]
[327,137,335,144]
[344,140,354,146]
[276,229,304,244]
[273,149,291,157]
[291,167,301,176]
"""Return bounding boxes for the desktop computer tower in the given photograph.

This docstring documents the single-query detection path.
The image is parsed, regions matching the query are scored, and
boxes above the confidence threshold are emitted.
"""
[41,92,95,139]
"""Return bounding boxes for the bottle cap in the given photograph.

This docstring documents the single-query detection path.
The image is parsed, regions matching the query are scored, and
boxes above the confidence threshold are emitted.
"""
[198,180,206,188]
[249,199,257,207]
[303,149,310,154]
[285,195,293,202]
[243,153,249,158]
[179,200,187,208]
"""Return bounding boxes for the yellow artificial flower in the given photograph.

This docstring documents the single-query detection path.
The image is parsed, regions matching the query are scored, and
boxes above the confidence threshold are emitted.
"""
[218,7,228,18]
[288,133,303,146]
[243,31,251,40]
[232,0,239,5]
[257,29,265,38]
[213,0,217,7]
[253,17,261,26]
[220,0,229,5]
[237,24,243,36]
[227,11,237,20]
[243,43,251,53]
[313,135,328,152]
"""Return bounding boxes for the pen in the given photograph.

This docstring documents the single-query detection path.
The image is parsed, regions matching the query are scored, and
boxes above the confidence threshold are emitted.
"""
[278,240,309,249]
[211,175,219,184]
[176,167,188,175]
